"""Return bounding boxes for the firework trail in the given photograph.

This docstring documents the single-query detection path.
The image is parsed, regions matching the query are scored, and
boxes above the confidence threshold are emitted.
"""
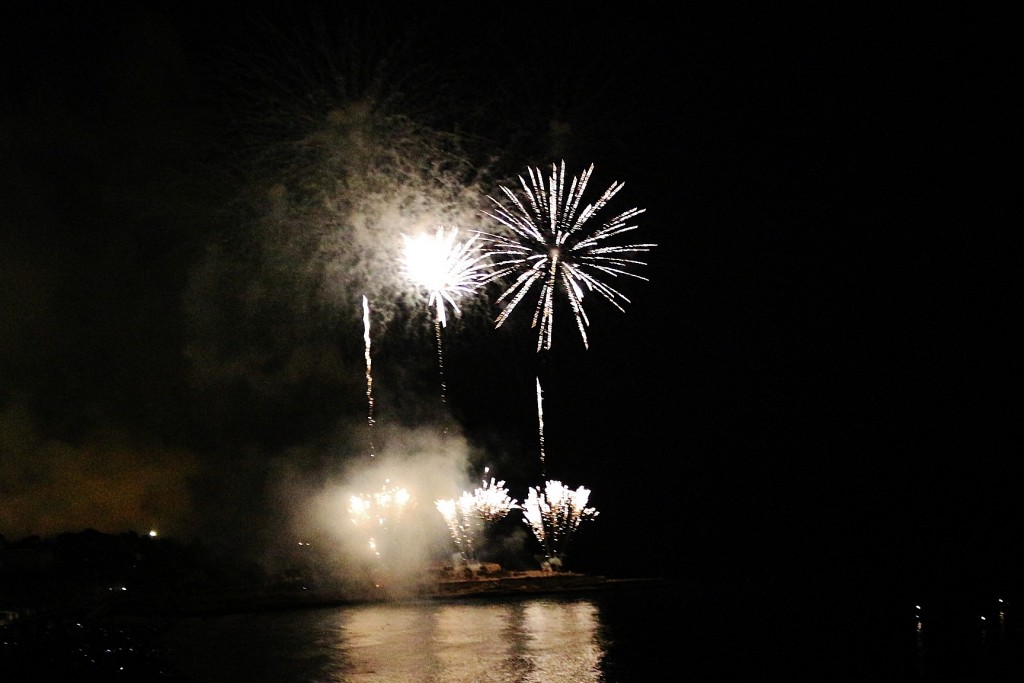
[481,160,654,352]
[362,295,375,457]
[536,378,546,478]
[400,226,491,407]
[522,480,599,568]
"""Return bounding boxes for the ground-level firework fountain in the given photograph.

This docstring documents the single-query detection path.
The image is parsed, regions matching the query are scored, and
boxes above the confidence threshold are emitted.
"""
[346,479,412,589]
[522,480,599,571]
[434,472,518,567]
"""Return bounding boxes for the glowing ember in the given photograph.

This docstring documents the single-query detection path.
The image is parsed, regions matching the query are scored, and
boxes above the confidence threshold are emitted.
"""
[522,480,598,566]
[481,161,654,351]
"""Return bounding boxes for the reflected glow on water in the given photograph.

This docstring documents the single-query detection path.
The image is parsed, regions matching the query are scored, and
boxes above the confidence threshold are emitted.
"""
[331,599,604,682]
[520,601,603,681]
[165,597,608,683]
[157,584,1024,680]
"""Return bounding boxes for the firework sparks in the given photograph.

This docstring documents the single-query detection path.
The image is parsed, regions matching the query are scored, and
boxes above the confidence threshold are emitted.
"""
[434,496,480,563]
[481,160,654,351]
[472,474,519,522]
[362,295,375,456]
[435,472,518,564]
[348,479,412,559]
[401,226,490,329]
[522,480,598,567]
[400,226,490,409]
[536,378,546,477]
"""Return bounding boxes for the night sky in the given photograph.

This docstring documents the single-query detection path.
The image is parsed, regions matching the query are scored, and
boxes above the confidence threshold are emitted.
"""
[1,4,1017,596]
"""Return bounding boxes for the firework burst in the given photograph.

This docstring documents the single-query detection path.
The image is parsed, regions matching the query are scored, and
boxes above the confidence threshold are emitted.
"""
[401,226,491,410]
[522,480,599,566]
[401,225,491,329]
[481,160,654,351]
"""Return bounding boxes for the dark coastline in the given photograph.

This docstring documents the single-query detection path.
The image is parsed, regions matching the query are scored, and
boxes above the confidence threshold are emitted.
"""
[105,572,669,617]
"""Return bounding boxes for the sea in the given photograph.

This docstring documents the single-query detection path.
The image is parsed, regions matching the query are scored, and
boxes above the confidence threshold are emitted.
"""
[4,578,1022,681]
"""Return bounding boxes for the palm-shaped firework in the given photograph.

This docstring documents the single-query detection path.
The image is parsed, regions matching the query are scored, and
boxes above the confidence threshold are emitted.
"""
[481,161,654,351]
[522,480,599,566]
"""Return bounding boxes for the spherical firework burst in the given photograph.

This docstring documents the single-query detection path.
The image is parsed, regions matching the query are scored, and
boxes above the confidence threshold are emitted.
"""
[481,160,654,351]
[522,480,599,566]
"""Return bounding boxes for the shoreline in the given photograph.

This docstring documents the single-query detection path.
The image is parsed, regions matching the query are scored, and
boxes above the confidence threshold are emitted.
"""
[1,573,673,627]
[100,573,670,618]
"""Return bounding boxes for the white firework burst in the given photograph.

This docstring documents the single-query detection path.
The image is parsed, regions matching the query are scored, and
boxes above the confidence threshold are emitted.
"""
[401,225,491,328]
[481,160,654,351]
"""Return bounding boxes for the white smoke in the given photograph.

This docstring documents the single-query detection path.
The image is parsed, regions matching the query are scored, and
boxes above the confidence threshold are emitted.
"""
[274,424,485,599]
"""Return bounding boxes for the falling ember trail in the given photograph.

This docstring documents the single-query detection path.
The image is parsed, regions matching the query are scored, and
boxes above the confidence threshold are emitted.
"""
[400,226,490,418]
[536,377,546,478]
[434,321,446,404]
[362,295,375,457]
[434,319,449,434]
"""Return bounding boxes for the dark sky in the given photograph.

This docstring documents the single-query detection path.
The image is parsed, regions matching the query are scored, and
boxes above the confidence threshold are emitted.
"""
[0,4,1017,592]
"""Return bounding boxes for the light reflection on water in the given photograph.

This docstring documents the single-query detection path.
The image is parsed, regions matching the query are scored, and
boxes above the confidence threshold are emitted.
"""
[165,597,607,683]
[158,584,1023,679]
